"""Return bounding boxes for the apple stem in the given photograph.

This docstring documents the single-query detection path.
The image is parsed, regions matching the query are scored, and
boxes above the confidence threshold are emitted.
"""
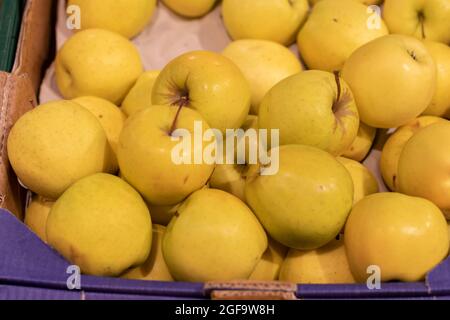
[334,71,342,104]
[418,12,426,39]
[168,93,190,136]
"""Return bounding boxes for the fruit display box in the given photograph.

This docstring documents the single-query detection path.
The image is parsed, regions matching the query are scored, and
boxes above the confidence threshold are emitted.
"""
[0,0,450,300]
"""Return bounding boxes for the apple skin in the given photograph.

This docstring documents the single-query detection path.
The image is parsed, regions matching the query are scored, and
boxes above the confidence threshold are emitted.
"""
[56,29,143,105]
[24,196,54,243]
[259,70,359,156]
[398,122,450,219]
[245,145,354,250]
[309,0,383,5]
[73,96,127,173]
[162,0,216,18]
[223,40,303,115]
[298,0,388,72]
[380,116,447,191]
[337,157,379,205]
[222,0,309,46]
[118,105,215,206]
[121,71,160,117]
[342,35,436,129]
[342,122,377,162]
[383,0,450,44]
[345,193,449,283]
[7,101,113,200]
[422,41,450,118]
[249,237,288,281]
[163,189,268,282]
[67,0,156,39]
[122,225,174,282]
[152,51,251,132]
[279,237,356,284]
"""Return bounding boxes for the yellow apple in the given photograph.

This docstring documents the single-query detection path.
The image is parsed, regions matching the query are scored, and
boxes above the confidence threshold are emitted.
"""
[152,51,251,132]
[422,41,450,118]
[337,157,379,205]
[122,225,173,282]
[245,145,354,250]
[223,39,303,115]
[298,0,388,72]
[279,237,357,284]
[162,0,216,18]
[73,96,127,172]
[383,0,450,44]
[209,165,248,203]
[24,196,54,243]
[249,237,288,281]
[309,0,383,5]
[222,0,309,46]
[342,35,436,129]
[259,70,359,156]
[67,0,157,39]
[56,29,143,104]
[121,71,160,117]
[47,174,152,277]
[118,105,215,206]
[345,193,449,282]
[398,122,450,218]
[342,122,377,162]
[7,101,113,200]
[380,116,447,191]
[163,189,267,282]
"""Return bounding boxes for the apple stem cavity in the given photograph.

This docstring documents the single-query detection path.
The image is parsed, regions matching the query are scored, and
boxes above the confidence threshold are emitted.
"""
[332,71,354,131]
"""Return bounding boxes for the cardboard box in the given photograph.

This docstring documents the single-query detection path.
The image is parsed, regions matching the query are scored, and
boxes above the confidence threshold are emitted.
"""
[1,0,450,300]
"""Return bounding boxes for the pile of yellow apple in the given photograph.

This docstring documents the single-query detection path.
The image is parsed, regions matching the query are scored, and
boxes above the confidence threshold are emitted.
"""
[9,0,450,285]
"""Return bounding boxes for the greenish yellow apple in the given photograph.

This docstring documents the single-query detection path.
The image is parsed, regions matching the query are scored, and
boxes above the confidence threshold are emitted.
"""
[121,70,160,117]
[422,41,450,118]
[47,173,152,277]
[209,165,248,203]
[67,0,157,39]
[56,29,143,104]
[259,70,359,156]
[162,0,216,18]
[249,237,288,281]
[342,35,436,129]
[380,116,447,191]
[122,225,173,282]
[279,237,357,284]
[152,51,251,132]
[222,0,309,46]
[337,157,379,205]
[342,122,377,162]
[383,0,450,44]
[298,0,388,72]
[24,195,54,243]
[222,39,303,115]
[245,145,354,250]
[73,96,127,172]
[345,193,449,282]
[209,115,261,201]
[163,188,267,282]
[118,105,215,206]
[398,122,450,219]
[7,100,113,200]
